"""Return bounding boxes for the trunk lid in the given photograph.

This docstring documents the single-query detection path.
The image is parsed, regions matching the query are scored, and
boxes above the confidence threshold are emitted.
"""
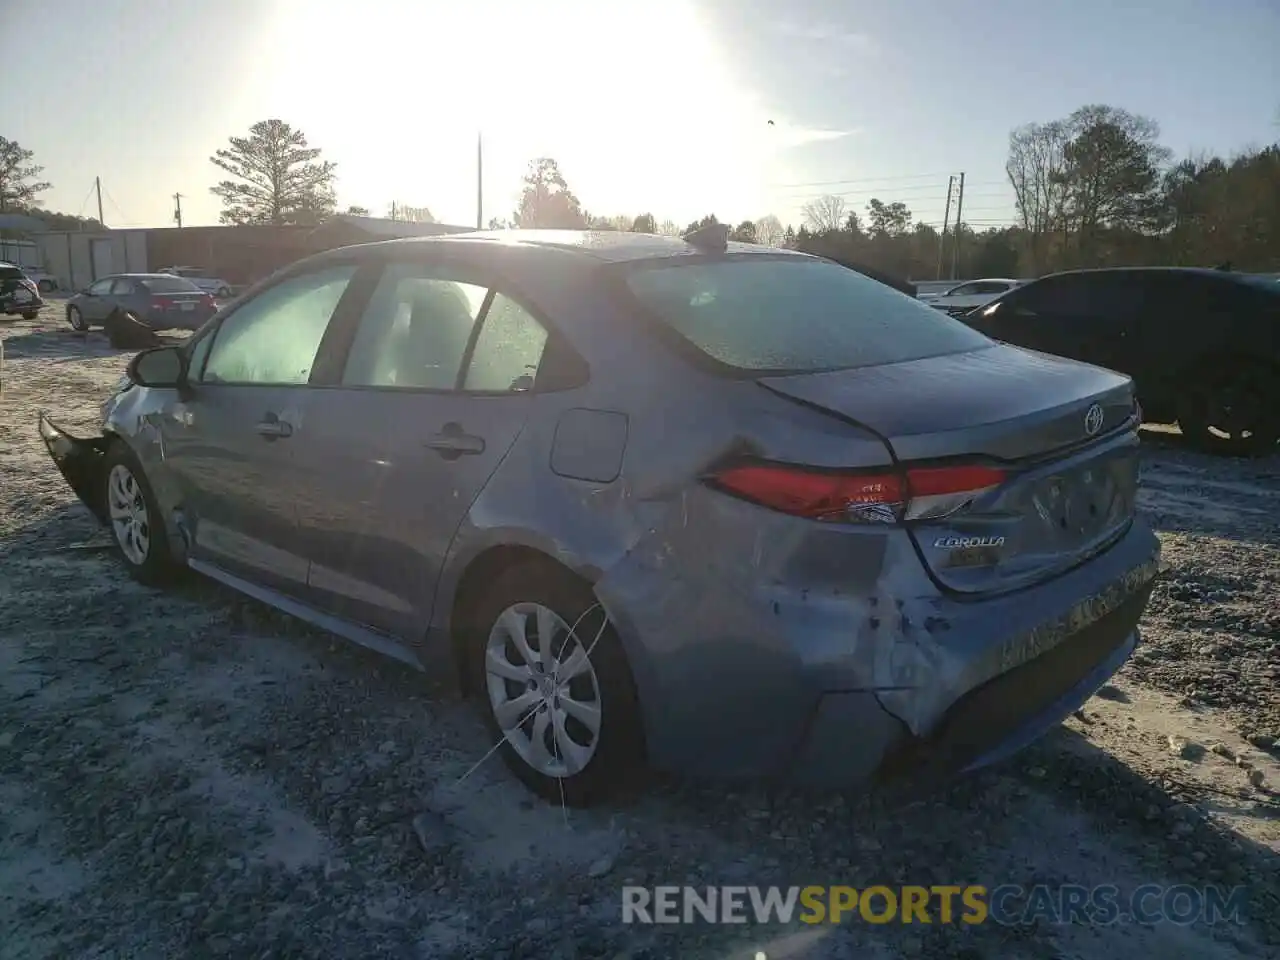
[758,343,1141,595]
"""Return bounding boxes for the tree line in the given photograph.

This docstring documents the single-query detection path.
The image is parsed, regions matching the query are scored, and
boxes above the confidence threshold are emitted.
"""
[3,104,1277,279]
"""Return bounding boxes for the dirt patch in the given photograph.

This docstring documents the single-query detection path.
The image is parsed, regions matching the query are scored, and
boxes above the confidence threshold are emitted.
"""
[1,306,1278,958]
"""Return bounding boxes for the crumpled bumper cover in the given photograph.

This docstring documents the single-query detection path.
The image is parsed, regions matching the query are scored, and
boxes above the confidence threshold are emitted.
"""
[38,414,110,524]
[104,310,157,343]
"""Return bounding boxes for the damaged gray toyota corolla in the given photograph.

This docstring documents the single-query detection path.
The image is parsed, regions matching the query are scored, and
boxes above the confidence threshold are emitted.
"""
[38,228,1161,806]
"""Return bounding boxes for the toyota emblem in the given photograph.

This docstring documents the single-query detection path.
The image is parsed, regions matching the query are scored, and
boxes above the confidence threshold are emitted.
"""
[1084,403,1104,437]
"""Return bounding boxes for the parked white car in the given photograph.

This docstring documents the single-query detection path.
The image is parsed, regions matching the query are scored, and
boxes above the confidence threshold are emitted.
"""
[923,278,1023,316]
[156,266,233,298]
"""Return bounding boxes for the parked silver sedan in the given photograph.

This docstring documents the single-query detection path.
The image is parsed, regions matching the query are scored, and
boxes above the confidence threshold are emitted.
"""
[65,273,219,341]
[39,229,1160,805]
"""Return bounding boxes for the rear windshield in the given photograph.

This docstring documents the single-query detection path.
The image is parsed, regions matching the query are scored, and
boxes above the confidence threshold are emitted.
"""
[622,256,992,373]
[141,277,201,294]
[1233,273,1280,293]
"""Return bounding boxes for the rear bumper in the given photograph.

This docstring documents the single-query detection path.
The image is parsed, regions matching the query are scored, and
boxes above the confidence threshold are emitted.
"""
[3,294,44,313]
[785,527,1157,789]
[877,592,1148,785]
[38,415,110,523]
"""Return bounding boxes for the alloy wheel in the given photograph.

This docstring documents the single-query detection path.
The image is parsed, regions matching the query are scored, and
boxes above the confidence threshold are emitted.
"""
[484,602,603,778]
[107,464,150,566]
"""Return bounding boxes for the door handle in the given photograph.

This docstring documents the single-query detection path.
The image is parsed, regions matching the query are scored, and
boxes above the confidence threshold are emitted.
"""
[255,414,293,440]
[424,422,485,459]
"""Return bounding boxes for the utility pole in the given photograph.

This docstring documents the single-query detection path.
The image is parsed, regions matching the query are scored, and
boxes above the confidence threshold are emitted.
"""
[949,172,966,280]
[95,177,105,227]
[390,201,397,221]
[476,132,484,230]
[173,193,184,228]
[937,175,955,280]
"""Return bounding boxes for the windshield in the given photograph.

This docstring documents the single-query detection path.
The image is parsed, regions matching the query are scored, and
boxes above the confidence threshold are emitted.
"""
[622,256,992,374]
[141,276,202,294]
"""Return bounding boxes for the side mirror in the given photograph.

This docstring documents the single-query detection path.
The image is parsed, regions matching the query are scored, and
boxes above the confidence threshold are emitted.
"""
[127,346,187,388]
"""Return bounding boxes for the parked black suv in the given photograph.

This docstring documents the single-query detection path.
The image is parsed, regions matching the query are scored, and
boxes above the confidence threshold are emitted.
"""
[1,261,44,321]
[964,268,1280,455]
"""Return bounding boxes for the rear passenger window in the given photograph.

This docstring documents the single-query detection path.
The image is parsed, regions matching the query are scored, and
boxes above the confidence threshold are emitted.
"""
[463,294,548,392]
[342,264,488,390]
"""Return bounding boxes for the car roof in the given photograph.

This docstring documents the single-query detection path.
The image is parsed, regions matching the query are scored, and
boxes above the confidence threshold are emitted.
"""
[1038,266,1246,282]
[355,229,810,265]
[113,273,194,279]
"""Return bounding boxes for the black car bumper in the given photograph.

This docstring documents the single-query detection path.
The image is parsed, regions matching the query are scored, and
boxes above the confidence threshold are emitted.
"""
[2,294,44,314]
[38,415,110,524]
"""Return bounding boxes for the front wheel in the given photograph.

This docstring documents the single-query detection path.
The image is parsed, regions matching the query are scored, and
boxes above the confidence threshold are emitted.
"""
[102,443,179,586]
[467,563,645,806]
[67,305,87,331]
[1178,360,1280,456]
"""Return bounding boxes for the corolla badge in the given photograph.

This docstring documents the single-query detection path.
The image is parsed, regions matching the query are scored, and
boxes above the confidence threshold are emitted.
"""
[1084,403,1104,437]
[933,535,1006,549]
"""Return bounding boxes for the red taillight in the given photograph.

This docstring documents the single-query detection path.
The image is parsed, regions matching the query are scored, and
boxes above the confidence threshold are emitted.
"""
[202,293,216,308]
[154,297,174,309]
[708,462,1006,523]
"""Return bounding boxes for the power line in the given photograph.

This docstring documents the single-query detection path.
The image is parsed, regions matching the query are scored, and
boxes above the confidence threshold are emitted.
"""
[771,171,956,189]
[776,174,1008,191]
[102,185,130,226]
[75,181,97,220]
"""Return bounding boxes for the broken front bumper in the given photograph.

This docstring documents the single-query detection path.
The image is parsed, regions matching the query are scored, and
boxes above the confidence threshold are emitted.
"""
[38,414,110,524]
[104,310,158,345]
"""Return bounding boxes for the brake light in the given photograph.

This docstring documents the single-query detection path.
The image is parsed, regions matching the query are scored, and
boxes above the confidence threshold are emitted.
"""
[154,297,174,309]
[201,293,216,308]
[708,462,1006,524]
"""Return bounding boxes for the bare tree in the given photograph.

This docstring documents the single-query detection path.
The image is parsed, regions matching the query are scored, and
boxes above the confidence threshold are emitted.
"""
[210,119,336,225]
[0,137,52,212]
[1005,120,1072,272]
[802,194,847,233]
[753,214,785,246]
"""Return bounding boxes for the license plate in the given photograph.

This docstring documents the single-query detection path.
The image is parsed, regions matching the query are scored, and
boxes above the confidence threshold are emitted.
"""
[180,302,195,311]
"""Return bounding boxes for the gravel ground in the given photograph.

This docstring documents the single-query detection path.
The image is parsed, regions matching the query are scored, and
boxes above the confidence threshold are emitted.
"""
[1,304,1278,960]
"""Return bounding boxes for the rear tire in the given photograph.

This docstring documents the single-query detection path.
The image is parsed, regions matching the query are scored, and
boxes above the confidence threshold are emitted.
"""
[465,562,645,806]
[101,442,180,586]
[22,311,37,321]
[1177,359,1279,457]
[67,305,87,331]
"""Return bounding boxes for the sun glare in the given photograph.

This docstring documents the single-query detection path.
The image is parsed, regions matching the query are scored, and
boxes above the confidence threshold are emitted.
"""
[256,0,803,224]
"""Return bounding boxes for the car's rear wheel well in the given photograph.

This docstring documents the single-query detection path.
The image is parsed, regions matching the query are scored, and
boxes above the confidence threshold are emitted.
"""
[450,545,592,695]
